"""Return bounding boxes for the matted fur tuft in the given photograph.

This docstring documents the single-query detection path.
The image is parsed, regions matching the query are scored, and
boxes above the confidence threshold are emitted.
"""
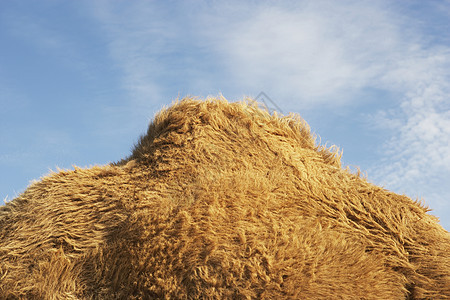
[1,97,449,299]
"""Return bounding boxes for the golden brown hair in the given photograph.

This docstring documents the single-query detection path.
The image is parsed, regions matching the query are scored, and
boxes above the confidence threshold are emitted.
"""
[1,97,449,299]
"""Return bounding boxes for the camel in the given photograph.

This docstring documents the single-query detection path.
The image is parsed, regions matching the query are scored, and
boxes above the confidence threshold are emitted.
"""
[1,98,449,299]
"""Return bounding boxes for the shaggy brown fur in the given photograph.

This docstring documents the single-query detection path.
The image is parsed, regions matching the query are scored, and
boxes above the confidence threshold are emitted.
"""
[1,98,449,299]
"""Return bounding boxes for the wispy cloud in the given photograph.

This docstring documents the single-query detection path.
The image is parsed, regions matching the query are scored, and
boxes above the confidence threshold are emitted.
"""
[194,1,408,107]
[88,1,206,109]
[369,50,450,214]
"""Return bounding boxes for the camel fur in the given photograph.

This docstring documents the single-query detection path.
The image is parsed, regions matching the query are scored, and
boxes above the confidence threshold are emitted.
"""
[1,97,449,299]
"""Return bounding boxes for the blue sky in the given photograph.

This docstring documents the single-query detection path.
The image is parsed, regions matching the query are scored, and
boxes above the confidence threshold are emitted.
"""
[1,0,449,230]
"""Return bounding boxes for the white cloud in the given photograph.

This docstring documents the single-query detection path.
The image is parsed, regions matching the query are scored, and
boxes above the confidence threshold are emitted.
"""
[87,1,190,108]
[193,1,408,107]
[89,1,407,105]
[366,42,450,222]
[370,79,450,190]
